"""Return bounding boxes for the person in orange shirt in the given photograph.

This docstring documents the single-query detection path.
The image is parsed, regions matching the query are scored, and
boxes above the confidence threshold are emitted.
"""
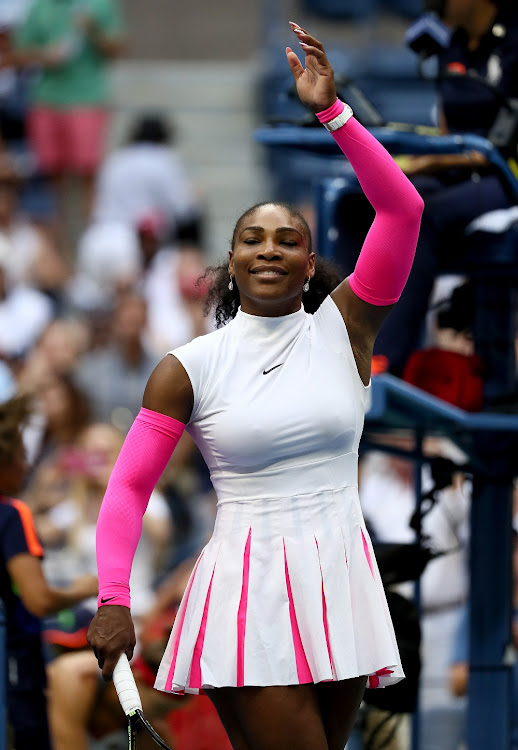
[0,393,97,750]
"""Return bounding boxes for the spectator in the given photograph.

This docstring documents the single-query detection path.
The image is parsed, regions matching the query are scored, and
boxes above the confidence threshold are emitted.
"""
[13,0,126,236]
[337,0,518,376]
[46,607,231,750]
[359,438,470,750]
[68,220,141,311]
[0,392,97,750]
[447,481,518,749]
[28,371,91,468]
[0,1,32,149]
[31,422,173,622]
[27,317,91,380]
[74,292,158,430]
[0,232,54,362]
[137,219,211,357]
[92,112,203,245]
[0,152,68,300]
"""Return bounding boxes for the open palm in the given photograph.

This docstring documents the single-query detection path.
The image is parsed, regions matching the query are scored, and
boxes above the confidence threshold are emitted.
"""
[286,23,337,114]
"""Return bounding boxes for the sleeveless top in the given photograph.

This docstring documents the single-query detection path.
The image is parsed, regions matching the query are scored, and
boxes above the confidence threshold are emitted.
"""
[155,296,403,694]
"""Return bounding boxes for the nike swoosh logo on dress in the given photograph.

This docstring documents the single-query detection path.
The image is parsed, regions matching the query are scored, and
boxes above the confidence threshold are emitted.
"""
[263,363,284,375]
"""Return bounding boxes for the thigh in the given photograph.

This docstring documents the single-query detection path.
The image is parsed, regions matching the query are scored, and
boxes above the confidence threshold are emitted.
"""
[422,175,512,236]
[316,677,367,750]
[27,107,65,175]
[207,683,330,750]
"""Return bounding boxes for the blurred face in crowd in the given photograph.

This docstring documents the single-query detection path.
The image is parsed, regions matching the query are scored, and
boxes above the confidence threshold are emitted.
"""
[39,374,90,442]
[442,0,495,28]
[112,294,147,344]
[36,320,90,376]
[76,423,124,487]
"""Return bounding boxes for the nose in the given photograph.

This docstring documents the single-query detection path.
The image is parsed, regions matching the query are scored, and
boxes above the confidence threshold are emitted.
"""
[258,239,282,259]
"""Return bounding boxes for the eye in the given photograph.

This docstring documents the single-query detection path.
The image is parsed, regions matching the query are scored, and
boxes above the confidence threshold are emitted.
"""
[281,240,297,247]
[243,238,260,245]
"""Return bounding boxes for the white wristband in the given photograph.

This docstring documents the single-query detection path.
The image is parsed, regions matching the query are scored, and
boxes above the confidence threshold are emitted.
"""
[322,103,354,131]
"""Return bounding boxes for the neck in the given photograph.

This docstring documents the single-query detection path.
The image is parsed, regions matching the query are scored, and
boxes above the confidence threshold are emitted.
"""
[239,296,303,318]
[463,2,499,50]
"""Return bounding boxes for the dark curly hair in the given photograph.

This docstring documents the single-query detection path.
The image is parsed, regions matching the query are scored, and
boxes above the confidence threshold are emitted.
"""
[0,394,32,465]
[201,202,345,327]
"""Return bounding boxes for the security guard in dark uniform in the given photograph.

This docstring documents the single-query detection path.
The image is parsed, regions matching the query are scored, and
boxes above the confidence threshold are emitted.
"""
[372,0,518,375]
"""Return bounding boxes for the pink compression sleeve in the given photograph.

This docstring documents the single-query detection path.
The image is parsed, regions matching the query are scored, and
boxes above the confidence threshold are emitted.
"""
[96,407,185,609]
[317,100,424,305]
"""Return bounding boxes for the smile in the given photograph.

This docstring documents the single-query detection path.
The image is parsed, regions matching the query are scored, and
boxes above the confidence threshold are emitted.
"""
[250,266,287,276]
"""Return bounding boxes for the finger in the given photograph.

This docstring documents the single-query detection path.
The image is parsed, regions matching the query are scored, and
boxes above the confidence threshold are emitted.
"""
[102,654,118,682]
[298,42,326,59]
[290,26,325,52]
[286,47,304,80]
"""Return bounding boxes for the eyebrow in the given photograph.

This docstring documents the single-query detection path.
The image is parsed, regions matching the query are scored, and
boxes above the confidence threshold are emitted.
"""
[240,225,303,237]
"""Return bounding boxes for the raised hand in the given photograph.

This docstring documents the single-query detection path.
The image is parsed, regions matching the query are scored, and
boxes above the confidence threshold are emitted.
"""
[285,23,337,114]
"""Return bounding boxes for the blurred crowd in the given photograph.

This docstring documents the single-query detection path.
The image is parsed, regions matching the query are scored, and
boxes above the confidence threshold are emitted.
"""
[0,1,224,748]
[0,0,517,749]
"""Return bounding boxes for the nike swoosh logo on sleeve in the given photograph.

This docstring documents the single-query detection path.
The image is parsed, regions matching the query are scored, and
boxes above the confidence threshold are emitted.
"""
[263,363,284,375]
[100,596,118,604]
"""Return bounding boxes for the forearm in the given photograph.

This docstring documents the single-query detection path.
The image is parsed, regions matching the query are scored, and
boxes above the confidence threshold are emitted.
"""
[96,408,185,609]
[318,101,423,216]
[34,583,93,617]
[318,100,424,305]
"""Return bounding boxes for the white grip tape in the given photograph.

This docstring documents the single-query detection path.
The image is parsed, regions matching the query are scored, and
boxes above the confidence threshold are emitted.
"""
[113,654,142,715]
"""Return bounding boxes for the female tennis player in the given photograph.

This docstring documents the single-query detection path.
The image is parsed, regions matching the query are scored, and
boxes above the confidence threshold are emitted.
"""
[87,24,424,750]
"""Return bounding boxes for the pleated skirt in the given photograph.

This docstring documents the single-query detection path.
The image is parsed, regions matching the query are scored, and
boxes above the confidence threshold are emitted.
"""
[155,486,404,695]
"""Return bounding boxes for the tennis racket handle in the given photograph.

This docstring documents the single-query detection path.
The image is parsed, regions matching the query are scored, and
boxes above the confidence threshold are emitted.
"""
[113,654,143,715]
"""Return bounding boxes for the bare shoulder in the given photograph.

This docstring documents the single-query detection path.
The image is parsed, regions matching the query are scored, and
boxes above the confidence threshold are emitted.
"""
[331,279,394,344]
[143,355,194,424]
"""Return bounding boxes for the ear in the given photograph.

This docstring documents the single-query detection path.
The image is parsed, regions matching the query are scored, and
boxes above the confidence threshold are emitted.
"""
[307,252,316,279]
[228,250,234,276]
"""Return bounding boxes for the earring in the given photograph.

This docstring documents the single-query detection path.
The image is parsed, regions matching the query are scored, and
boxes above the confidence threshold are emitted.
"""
[228,275,234,291]
[303,278,310,292]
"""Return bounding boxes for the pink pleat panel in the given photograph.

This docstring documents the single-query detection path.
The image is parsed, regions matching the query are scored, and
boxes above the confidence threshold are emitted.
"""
[361,528,375,578]
[236,528,252,687]
[165,552,204,691]
[189,568,216,689]
[368,667,395,689]
[283,541,313,684]
[314,537,334,676]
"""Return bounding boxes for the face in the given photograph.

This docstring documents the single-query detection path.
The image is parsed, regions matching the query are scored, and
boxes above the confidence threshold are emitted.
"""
[442,0,479,27]
[77,423,124,486]
[229,204,315,317]
[113,296,147,341]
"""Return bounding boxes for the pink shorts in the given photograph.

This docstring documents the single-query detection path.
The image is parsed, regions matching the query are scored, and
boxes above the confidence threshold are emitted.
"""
[28,107,108,175]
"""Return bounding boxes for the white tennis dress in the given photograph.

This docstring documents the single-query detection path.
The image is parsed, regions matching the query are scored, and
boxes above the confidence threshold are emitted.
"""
[155,296,404,695]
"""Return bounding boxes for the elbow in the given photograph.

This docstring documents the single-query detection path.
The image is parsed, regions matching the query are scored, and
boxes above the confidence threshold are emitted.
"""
[410,191,425,219]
